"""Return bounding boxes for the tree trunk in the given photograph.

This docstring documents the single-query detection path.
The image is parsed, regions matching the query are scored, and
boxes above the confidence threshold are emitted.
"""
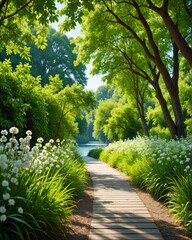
[140,112,149,135]
[160,12,192,67]
[136,100,149,135]
[153,82,177,138]
[154,58,186,138]
[169,86,186,138]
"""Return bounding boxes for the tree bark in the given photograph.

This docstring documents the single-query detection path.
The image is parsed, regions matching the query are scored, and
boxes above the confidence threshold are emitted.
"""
[137,103,149,135]
[152,82,177,138]
[147,0,192,67]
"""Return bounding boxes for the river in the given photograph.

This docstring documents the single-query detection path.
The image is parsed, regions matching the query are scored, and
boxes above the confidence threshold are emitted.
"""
[78,141,107,157]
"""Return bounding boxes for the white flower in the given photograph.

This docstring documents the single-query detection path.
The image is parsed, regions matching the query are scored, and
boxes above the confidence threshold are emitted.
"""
[10,178,17,184]
[0,206,6,213]
[0,214,7,222]
[0,154,8,170]
[2,180,9,187]
[8,199,15,206]
[0,136,7,143]
[26,136,32,142]
[23,153,32,162]
[9,137,18,145]
[13,160,22,168]
[12,167,19,173]
[5,142,12,149]
[185,165,190,170]
[18,207,23,214]
[31,146,39,153]
[1,130,8,135]
[9,127,19,135]
[37,137,44,143]
[26,130,32,136]
[3,193,10,200]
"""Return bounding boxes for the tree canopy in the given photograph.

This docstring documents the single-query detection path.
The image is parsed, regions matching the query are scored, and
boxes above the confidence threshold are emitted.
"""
[0,28,87,87]
[61,0,192,139]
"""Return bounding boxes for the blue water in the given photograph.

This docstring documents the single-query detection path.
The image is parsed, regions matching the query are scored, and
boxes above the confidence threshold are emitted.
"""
[78,141,106,157]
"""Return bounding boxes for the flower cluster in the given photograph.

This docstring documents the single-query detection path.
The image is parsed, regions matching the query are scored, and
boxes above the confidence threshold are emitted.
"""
[104,136,191,174]
[0,127,24,222]
[0,127,76,223]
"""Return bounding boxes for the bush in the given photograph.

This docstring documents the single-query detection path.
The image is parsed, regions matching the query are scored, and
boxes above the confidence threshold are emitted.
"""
[88,148,103,159]
[166,174,192,234]
[99,136,192,234]
[0,127,88,239]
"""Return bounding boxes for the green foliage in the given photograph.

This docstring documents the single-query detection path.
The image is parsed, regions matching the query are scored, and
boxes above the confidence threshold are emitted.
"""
[88,148,103,159]
[93,96,142,142]
[95,85,114,102]
[0,128,88,239]
[166,175,192,234]
[99,136,192,234]
[76,134,89,144]
[93,99,116,142]
[0,60,49,140]
[104,102,142,141]
[0,0,59,55]
[0,60,95,141]
[0,28,88,87]
[63,0,191,138]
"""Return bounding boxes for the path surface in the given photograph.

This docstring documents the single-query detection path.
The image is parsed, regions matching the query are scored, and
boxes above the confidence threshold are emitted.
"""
[84,156,164,240]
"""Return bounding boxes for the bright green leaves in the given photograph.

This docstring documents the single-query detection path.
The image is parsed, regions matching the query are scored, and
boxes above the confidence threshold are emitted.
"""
[58,0,95,32]
[34,35,47,50]
[0,59,95,141]
[0,0,57,57]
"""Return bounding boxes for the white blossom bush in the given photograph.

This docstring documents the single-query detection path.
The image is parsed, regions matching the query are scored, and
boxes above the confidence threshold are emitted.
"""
[0,127,87,239]
[100,136,192,233]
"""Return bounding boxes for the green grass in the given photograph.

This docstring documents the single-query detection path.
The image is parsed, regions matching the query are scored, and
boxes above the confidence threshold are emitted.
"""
[166,174,192,234]
[99,136,192,235]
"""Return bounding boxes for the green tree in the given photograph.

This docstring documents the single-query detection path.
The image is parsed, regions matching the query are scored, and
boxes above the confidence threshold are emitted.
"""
[61,0,192,66]
[0,60,49,140]
[0,28,87,87]
[62,0,189,138]
[93,99,116,142]
[104,102,141,141]
[53,83,95,139]
[0,0,59,55]
[75,116,90,144]
[95,85,114,102]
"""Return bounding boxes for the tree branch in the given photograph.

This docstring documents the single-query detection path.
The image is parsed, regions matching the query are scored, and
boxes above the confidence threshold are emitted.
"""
[0,0,34,22]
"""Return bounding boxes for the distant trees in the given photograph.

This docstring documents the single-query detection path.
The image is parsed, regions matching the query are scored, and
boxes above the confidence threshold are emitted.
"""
[0,1,93,141]
[0,60,95,142]
[61,0,192,139]
[93,88,142,142]
[0,28,87,87]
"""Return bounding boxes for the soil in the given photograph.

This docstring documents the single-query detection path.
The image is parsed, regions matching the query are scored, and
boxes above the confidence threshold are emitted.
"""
[57,176,192,240]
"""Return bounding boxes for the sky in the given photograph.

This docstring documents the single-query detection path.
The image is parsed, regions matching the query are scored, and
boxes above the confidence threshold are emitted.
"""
[51,8,104,92]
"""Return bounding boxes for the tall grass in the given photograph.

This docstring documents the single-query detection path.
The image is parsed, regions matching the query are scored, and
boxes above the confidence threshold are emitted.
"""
[0,127,88,239]
[99,136,192,234]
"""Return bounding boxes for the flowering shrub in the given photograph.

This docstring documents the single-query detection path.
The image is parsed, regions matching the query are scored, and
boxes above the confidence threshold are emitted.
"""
[100,136,192,234]
[0,127,87,239]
